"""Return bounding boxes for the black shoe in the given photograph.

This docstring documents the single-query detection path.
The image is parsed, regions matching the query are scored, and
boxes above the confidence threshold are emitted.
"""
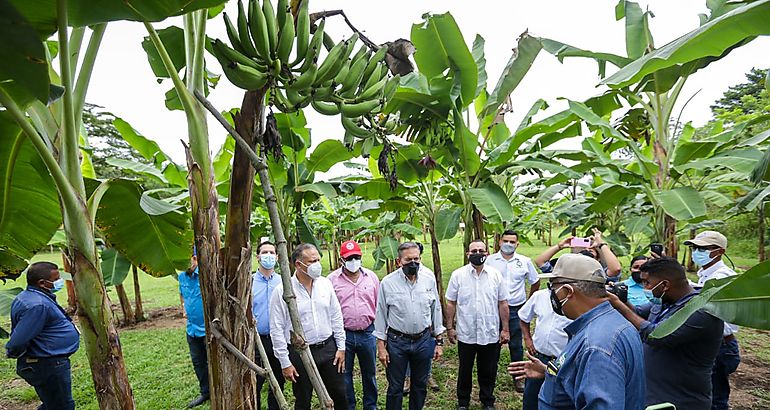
[187,395,209,408]
[483,406,496,410]
[457,407,469,410]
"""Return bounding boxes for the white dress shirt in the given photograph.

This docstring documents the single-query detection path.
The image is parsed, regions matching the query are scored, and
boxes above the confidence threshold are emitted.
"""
[696,260,739,336]
[269,275,345,369]
[518,289,573,358]
[445,264,508,345]
[485,252,539,306]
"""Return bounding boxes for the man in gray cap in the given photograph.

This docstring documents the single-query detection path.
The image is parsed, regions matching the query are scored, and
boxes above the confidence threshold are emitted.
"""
[684,230,740,410]
[508,253,645,410]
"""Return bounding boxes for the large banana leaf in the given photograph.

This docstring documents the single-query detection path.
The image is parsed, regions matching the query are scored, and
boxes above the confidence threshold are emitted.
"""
[95,180,192,277]
[674,148,763,174]
[101,248,131,287]
[650,260,770,338]
[0,287,23,337]
[468,182,514,224]
[306,140,354,175]
[0,114,61,280]
[588,184,635,213]
[377,237,400,260]
[0,0,49,104]
[654,187,706,221]
[602,0,770,89]
[481,34,542,118]
[113,118,187,187]
[434,207,462,241]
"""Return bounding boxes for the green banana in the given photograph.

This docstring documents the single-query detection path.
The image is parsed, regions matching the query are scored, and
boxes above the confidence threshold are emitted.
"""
[314,40,347,85]
[295,18,325,70]
[333,60,351,85]
[276,4,294,64]
[237,0,259,58]
[340,56,368,95]
[210,39,266,72]
[340,33,359,62]
[383,74,400,101]
[361,46,388,85]
[311,84,334,101]
[287,63,317,91]
[311,100,341,116]
[356,75,387,101]
[223,13,246,55]
[349,45,369,67]
[262,0,278,55]
[341,115,372,138]
[340,99,381,117]
[222,62,269,90]
[248,0,271,61]
[272,87,292,111]
[276,0,288,32]
[286,87,307,106]
[293,0,310,66]
[361,64,387,93]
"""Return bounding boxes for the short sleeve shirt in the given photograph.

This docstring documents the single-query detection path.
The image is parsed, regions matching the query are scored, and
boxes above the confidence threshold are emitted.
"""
[445,264,507,345]
[486,252,539,306]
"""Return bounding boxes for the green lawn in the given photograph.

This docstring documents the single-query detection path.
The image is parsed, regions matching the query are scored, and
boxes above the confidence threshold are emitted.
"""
[1,235,767,409]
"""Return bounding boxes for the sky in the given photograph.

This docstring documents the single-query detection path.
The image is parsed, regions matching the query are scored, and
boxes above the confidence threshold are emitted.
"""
[84,0,769,168]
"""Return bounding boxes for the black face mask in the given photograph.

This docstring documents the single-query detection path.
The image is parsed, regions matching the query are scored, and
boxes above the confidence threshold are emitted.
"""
[549,284,570,317]
[631,270,642,283]
[469,253,487,266]
[404,261,420,276]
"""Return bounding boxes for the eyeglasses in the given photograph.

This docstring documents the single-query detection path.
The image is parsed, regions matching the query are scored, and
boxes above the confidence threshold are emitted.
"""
[468,250,487,254]
[691,245,719,252]
[547,281,576,290]
[343,255,361,262]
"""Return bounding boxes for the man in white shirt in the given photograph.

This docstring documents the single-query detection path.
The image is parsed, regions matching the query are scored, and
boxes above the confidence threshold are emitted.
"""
[445,240,510,410]
[685,230,741,410]
[518,287,573,410]
[269,243,347,409]
[484,230,539,391]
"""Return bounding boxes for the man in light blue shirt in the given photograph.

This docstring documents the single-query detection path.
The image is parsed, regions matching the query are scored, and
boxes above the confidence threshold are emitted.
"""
[622,255,649,306]
[251,241,283,409]
[179,251,208,408]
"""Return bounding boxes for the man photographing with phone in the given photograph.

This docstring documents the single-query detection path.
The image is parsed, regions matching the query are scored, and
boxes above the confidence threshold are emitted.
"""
[534,228,622,281]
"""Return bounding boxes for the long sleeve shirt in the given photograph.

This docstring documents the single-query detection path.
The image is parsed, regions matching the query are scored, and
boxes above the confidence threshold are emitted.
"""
[445,264,507,345]
[373,265,445,340]
[269,275,345,369]
[696,261,739,336]
[5,286,80,358]
[328,267,379,331]
[486,252,539,306]
[251,271,281,336]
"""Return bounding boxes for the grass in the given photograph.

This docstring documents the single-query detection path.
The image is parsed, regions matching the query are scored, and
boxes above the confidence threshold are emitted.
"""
[1,235,767,409]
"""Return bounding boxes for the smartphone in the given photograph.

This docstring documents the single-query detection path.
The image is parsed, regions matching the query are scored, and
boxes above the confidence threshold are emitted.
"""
[650,243,663,255]
[570,237,592,248]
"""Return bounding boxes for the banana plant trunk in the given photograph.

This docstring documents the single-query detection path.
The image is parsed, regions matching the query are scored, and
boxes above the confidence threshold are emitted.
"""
[427,224,446,323]
[664,214,678,259]
[62,250,77,313]
[759,204,766,262]
[115,284,135,326]
[132,266,145,322]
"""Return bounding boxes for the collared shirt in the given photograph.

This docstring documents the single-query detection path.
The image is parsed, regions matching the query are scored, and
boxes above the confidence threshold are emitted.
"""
[696,260,739,336]
[445,264,507,345]
[538,301,645,410]
[5,287,80,358]
[269,275,345,369]
[251,270,281,336]
[328,267,379,331]
[622,277,649,307]
[518,289,572,358]
[373,265,446,340]
[486,252,538,306]
[635,294,724,408]
[179,268,206,337]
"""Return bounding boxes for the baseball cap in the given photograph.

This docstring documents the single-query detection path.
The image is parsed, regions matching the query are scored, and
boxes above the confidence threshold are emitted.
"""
[340,240,362,259]
[684,230,727,249]
[539,253,606,284]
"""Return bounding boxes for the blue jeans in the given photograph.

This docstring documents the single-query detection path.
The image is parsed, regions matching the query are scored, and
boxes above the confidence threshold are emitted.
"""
[523,353,554,410]
[344,325,378,410]
[508,305,524,364]
[711,338,740,410]
[16,356,75,410]
[385,331,434,410]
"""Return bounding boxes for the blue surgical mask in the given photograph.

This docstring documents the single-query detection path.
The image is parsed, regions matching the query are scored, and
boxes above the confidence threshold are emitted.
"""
[45,278,65,293]
[259,254,277,270]
[692,249,715,267]
[643,281,665,305]
[500,243,517,255]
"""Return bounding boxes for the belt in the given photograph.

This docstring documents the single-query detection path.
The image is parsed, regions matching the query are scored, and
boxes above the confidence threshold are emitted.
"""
[345,323,374,333]
[723,334,736,343]
[310,336,334,348]
[388,327,430,340]
[22,355,70,363]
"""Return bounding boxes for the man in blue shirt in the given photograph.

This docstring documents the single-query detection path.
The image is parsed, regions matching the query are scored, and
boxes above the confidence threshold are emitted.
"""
[179,252,208,408]
[251,241,283,409]
[623,255,650,306]
[5,261,80,410]
[509,253,645,410]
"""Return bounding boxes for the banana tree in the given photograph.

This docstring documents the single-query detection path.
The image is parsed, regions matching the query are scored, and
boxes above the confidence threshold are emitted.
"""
[543,0,770,257]
[0,1,211,407]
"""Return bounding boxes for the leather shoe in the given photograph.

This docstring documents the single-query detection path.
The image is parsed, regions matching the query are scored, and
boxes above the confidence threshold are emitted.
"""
[428,375,439,391]
[187,395,209,408]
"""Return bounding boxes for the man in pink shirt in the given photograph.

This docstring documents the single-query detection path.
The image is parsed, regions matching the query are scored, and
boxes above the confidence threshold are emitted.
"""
[329,240,380,410]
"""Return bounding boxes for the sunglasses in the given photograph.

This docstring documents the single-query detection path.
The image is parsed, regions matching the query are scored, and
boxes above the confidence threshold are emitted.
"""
[343,255,362,262]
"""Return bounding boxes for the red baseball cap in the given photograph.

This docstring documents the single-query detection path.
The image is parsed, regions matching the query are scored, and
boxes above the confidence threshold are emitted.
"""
[340,240,362,259]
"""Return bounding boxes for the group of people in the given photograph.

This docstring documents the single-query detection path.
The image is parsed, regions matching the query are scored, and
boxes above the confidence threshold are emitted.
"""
[4,227,742,410]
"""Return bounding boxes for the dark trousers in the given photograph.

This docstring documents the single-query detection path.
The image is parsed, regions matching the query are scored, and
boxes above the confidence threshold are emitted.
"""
[16,356,75,410]
[385,330,433,410]
[288,337,347,410]
[508,305,524,364]
[187,334,210,398]
[457,341,501,408]
[344,325,378,410]
[523,352,555,410]
[256,334,285,410]
[711,338,740,410]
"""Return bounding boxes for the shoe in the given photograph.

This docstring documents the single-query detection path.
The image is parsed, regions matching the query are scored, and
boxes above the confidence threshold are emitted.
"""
[515,378,525,393]
[403,377,410,394]
[483,406,496,410]
[458,407,469,410]
[187,395,209,408]
[428,375,439,391]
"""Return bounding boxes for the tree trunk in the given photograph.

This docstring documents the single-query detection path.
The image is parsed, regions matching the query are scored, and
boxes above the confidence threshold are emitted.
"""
[664,214,678,259]
[472,206,485,243]
[428,225,446,324]
[68,249,135,409]
[686,228,697,272]
[61,250,78,313]
[115,284,135,326]
[757,202,765,262]
[132,266,145,322]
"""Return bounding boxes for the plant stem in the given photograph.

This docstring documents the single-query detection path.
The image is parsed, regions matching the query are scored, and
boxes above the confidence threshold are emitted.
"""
[73,24,107,132]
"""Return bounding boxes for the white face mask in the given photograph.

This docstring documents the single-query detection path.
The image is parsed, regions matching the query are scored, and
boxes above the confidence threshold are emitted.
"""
[301,261,323,279]
[344,259,362,273]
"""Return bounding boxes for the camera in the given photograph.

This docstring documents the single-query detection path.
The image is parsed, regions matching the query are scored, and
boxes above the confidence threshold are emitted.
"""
[606,282,628,303]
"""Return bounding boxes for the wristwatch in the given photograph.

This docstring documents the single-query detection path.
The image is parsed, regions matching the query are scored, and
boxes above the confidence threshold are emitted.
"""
[597,243,606,249]
[435,337,444,346]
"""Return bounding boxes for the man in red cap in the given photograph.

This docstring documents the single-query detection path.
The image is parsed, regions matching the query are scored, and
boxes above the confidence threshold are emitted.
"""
[328,240,380,410]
